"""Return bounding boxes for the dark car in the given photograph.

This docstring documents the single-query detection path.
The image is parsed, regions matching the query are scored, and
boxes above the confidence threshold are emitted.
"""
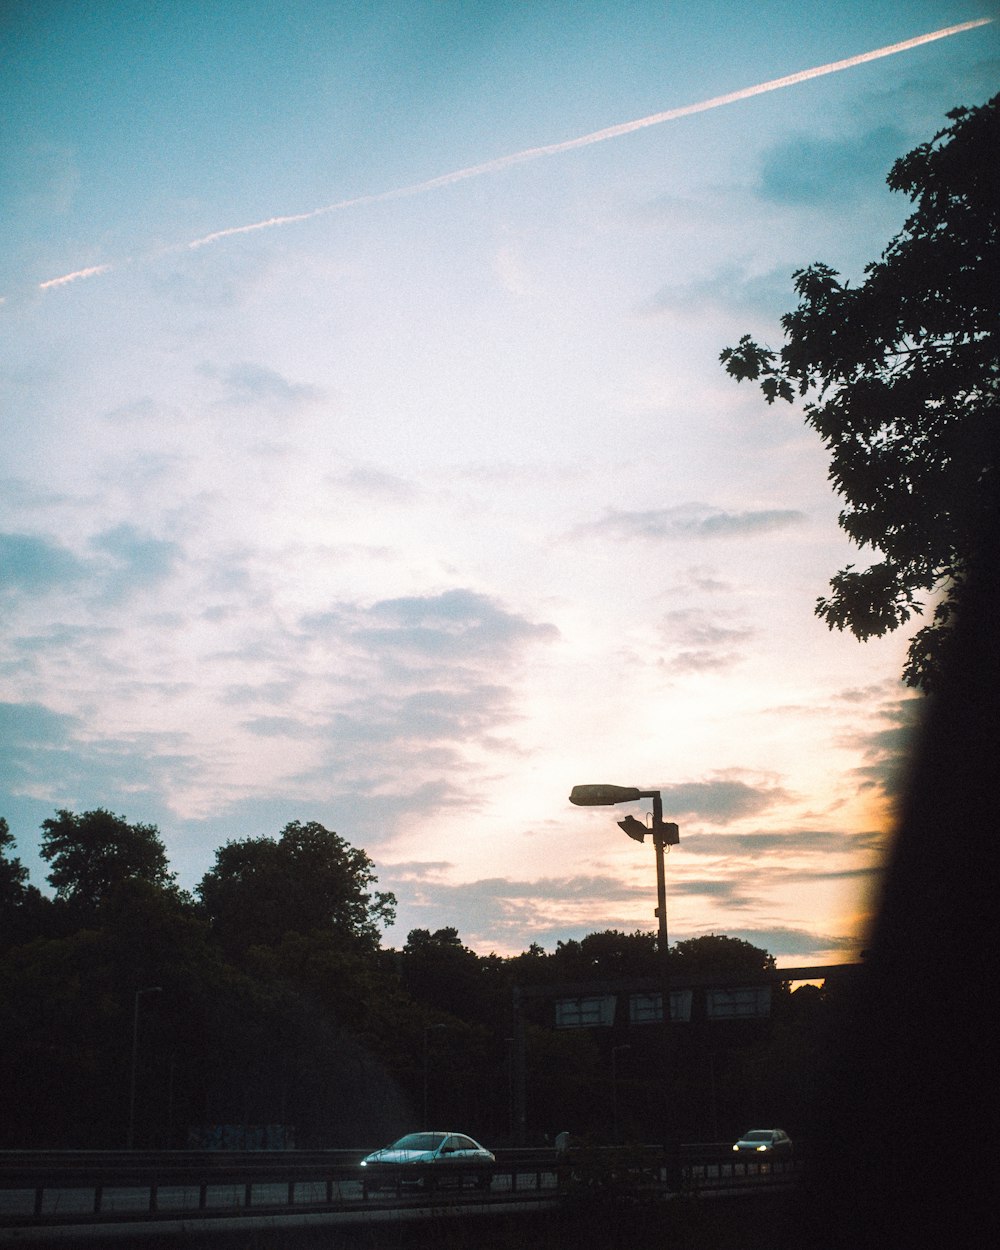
[360,1131,496,1193]
[732,1128,793,1155]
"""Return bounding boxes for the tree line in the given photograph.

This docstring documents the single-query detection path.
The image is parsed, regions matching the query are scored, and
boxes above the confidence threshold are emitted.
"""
[1,811,838,1150]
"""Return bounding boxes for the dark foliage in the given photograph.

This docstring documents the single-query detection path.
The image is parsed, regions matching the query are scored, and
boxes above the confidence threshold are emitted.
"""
[721,95,1000,690]
[196,820,396,958]
[1,809,838,1150]
[39,808,175,915]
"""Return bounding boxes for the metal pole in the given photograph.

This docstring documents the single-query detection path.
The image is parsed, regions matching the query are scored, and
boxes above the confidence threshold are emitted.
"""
[512,987,527,1146]
[612,1044,630,1143]
[127,987,160,1149]
[422,1028,430,1125]
[422,1024,445,1125]
[653,836,668,952]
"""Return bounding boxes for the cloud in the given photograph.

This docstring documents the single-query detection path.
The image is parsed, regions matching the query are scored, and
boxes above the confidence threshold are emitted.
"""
[846,696,923,801]
[331,468,421,503]
[90,524,180,600]
[679,827,885,856]
[657,775,793,823]
[0,700,75,754]
[660,608,755,673]
[308,684,517,753]
[758,124,908,205]
[374,865,872,961]
[241,716,317,739]
[303,588,559,670]
[377,869,659,950]
[2,526,180,607]
[0,699,197,806]
[572,504,806,542]
[686,926,862,961]
[0,532,87,593]
[205,362,325,413]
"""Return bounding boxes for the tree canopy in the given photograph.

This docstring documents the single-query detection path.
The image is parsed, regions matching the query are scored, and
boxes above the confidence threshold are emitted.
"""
[196,819,396,956]
[0,816,28,907]
[720,95,999,691]
[5,804,834,1149]
[672,932,776,976]
[39,808,175,912]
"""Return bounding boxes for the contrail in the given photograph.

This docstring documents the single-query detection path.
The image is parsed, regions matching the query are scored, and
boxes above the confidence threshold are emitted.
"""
[39,264,113,290]
[35,18,993,289]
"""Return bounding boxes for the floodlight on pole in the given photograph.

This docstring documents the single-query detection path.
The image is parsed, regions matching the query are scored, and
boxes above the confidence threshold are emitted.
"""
[570,782,680,1145]
[569,783,680,968]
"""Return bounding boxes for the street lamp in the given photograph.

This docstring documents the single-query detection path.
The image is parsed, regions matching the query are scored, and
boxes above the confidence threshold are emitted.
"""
[127,986,162,1149]
[423,1023,446,1126]
[569,784,679,994]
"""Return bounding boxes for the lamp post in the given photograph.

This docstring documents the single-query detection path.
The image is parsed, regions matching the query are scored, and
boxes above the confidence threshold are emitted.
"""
[570,785,680,1161]
[569,785,679,983]
[127,986,161,1149]
[423,1023,446,1126]
[611,1044,631,1143]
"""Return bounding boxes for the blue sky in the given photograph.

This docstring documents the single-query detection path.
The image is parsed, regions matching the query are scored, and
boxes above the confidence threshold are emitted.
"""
[2,1,996,962]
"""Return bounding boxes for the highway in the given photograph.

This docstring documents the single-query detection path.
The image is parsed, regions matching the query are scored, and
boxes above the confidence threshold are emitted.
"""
[0,1145,797,1242]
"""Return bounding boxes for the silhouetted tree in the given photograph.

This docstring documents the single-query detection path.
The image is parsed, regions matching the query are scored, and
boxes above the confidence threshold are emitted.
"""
[39,808,174,916]
[671,933,776,977]
[0,817,27,903]
[197,820,396,958]
[550,929,661,980]
[721,95,999,691]
[0,817,48,945]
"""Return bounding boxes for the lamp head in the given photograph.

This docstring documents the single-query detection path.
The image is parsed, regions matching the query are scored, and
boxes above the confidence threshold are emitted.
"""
[569,784,642,806]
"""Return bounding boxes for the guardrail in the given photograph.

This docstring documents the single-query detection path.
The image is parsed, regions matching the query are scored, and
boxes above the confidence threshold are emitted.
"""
[0,1143,799,1234]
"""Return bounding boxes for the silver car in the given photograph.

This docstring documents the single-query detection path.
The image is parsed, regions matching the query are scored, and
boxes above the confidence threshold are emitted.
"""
[361,1131,496,1193]
[732,1128,793,1154]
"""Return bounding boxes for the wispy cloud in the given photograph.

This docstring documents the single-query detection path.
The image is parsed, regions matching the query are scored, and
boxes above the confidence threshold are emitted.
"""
[656,775,793,823]
[204,362,326,414]
[573,504,806,542]
[660,608,755,673]
[302,588,559,670]
[28,19,991,295]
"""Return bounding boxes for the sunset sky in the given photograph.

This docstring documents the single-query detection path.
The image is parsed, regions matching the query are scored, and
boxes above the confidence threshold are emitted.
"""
[3,1,996,964]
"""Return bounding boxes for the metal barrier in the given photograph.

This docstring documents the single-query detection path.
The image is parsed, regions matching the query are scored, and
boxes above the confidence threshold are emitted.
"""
[0,1144,798,1233]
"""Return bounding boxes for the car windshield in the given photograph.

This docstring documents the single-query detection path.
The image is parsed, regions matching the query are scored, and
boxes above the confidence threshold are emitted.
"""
[391,1133,447,1151]
[744,1131,773,1141]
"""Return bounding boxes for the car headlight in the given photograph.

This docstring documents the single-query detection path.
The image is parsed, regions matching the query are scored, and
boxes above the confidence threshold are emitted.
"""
[756,1144,768,1152]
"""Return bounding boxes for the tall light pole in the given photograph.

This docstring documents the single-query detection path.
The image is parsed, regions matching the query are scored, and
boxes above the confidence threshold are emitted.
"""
[611,1044,631,1143]
[570,784,680,1155]
[127,986,161,1149]
[569,785,679,989]
[423,1023,446,1126]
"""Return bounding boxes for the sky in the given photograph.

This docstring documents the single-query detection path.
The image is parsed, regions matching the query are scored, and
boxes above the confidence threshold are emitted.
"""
[2,1,997,965]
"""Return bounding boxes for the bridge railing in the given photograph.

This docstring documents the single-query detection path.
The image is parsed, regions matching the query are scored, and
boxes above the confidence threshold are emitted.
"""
[0,1143,799,1229]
